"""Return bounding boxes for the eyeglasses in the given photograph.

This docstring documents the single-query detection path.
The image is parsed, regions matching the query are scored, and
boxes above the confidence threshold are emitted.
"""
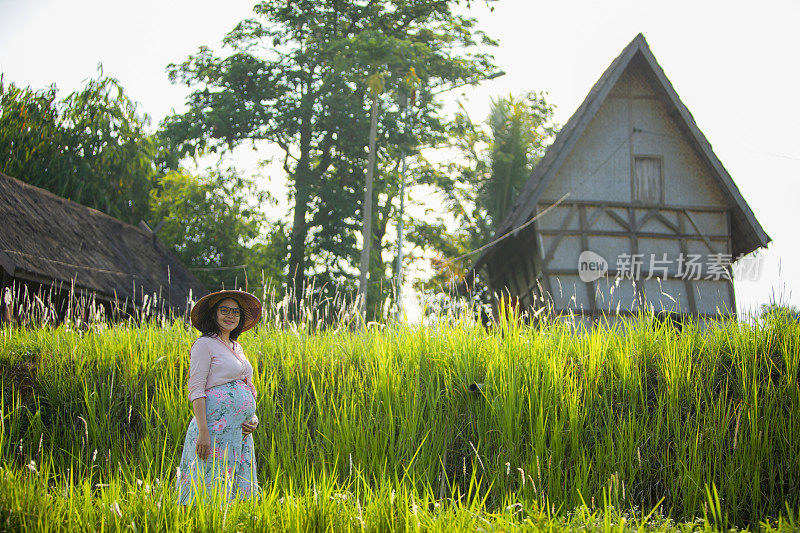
[217,306,241,317]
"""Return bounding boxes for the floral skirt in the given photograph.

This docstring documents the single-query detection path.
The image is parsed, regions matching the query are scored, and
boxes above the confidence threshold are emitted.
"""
[175,379,258,504]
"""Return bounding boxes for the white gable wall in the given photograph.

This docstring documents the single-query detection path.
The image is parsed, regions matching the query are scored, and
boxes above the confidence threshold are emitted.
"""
[533,61,734,318]
[539,64,728,208]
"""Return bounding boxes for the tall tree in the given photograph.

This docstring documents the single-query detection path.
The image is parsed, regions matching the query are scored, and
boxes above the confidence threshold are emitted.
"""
[483,93,556,230]
[0,80,69,190]
[148,168,286,290]
[161,0,498,311]
[0,70,157,225]
[409,91,556,290]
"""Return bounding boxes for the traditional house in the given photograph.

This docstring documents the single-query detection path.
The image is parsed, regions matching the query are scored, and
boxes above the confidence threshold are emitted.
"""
[0,171,207,323]
[467,34,770,326]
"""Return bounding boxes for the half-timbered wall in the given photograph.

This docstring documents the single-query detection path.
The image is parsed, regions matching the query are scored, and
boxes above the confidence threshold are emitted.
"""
[497,58,735,320]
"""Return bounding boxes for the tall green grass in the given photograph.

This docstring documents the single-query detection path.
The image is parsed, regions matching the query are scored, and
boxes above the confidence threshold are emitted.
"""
[1,311,799,531]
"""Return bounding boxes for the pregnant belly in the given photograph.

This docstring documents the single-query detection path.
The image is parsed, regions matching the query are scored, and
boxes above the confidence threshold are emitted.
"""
[230,380,256,420]
[205,380,256,428]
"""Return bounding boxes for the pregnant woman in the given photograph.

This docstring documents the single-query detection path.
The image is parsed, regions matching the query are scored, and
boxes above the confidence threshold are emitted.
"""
[176,290,262,504]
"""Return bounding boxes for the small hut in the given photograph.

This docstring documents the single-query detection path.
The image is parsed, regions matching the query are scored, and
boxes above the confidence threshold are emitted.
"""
[0,171,207,323]
[467,34,770,326]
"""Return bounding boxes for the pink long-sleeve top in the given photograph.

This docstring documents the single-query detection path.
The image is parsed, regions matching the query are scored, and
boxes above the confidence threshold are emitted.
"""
[187,335,257,402]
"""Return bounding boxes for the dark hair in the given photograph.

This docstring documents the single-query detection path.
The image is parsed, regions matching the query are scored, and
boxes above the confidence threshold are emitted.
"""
[197,298,245,341]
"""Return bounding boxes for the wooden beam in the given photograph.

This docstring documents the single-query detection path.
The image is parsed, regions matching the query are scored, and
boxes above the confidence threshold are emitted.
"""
[677,211,698,315]
[725,209,737,317]
[633,208,679,235]
[537,199,727,213]
[682,210,716,253]
[586,205,606,229]
[628,77,636,208]
[628,206,644,305]
[537,229,729,240]
[579,205,597,313]
[604,208,631,231]
[540,268,732,284]
[635,208,660,231]
[549,308,734,320]
[541,204,578,267]
[654,212,680,234]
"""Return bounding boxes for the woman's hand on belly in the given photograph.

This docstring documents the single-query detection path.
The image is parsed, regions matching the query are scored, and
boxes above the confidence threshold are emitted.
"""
[241,421,257,437]
[241,416,258,437]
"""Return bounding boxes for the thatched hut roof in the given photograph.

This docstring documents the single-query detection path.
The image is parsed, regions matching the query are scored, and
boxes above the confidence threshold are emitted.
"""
[0,171,207,313]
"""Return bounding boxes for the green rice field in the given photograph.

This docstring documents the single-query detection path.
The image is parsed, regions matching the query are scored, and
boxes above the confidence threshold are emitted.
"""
[1,309,799,531]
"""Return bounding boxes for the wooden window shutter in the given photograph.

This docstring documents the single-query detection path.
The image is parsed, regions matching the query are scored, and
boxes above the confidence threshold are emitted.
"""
[634,157,662,204]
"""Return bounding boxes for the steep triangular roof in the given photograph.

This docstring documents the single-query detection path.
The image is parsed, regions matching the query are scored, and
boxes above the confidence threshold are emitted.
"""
[0,171,208,312]
[473,33,770,273]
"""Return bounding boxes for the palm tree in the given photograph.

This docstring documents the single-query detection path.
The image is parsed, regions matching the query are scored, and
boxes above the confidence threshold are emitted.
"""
[479,91,556,233]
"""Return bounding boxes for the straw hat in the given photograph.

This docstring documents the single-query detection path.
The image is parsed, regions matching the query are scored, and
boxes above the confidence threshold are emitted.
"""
[190,290,262,332]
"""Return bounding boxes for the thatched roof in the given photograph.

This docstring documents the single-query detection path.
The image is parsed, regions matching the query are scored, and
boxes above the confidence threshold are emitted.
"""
[471,33,770,275]
[0,171,207,312]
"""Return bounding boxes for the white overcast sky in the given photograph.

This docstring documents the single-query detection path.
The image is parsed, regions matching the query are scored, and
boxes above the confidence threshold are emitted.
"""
[1,0,798,316]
